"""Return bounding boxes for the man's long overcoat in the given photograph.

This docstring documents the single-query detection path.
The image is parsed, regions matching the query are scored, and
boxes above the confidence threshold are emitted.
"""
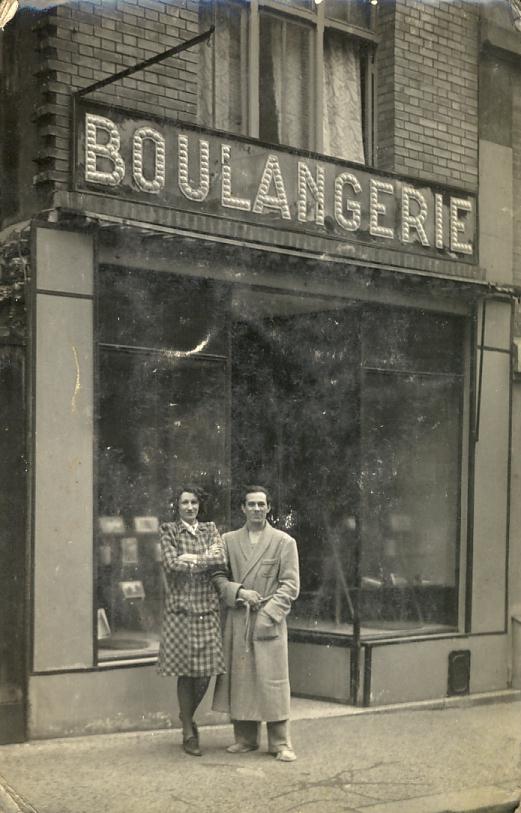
[212,522,300,721]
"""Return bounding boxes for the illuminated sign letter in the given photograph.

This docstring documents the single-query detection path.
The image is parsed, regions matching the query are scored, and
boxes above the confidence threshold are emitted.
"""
[435,193,444,250]
[253,155,291,220]
[335,172,362,232]
[297,162,325,225]
[132,127,165,194]
[450,197,473,254]
[178,135,210,202]
[221,145,251,211]
[369,179,394,239]
[85,114,125,187]
[401,185,429,246]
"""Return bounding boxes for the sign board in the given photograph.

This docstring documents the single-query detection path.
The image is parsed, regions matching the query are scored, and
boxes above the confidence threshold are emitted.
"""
[74,100,477,264]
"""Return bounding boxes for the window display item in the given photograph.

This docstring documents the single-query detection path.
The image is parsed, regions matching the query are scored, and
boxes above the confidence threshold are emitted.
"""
[120,537,139,565]
[99,516,125,535]
[133,516,159,534]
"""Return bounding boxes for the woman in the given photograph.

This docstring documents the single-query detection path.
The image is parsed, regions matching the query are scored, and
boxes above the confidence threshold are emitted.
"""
[158,485,226,756]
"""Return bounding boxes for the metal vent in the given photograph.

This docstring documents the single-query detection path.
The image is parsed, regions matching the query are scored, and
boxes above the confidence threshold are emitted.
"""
[447,650,471,696]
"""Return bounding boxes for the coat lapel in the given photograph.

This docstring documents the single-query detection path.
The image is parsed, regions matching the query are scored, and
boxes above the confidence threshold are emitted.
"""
[240,522,275,582]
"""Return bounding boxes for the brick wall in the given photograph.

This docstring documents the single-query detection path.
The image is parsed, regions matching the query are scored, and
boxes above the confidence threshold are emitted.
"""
[1,0,482,225]
[375,0,395,172]
[377,0,479,190]
[1,0,200,223]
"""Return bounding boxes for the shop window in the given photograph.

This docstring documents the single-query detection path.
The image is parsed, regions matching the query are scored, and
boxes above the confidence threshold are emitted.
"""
[96,268,229,661]
[230,290,465,639]
[96,269,466,658]
[358,308,464,634]
[199,0,373,163]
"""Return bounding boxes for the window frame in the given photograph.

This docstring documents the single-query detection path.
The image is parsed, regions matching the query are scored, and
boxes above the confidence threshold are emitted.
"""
[245,0,378,161]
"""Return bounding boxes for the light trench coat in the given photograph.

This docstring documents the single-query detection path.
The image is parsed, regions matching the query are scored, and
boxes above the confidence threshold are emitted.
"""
[212,522,300,722]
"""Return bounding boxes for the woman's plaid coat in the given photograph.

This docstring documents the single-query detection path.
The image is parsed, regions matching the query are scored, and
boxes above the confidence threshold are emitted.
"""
[158,520,227,677]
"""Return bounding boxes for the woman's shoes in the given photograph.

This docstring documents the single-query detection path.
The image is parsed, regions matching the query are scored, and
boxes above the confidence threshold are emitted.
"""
[182,734,202,757]
[180,715,201,756]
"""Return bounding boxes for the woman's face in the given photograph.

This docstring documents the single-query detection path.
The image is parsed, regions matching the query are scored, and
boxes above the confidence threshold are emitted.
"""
[178,491,200,524]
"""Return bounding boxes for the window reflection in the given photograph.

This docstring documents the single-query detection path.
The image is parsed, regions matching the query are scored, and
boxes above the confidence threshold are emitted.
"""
[96,271,466,656]
[360,371,461,633]
[96,269,229,661]
[231,291,465,638]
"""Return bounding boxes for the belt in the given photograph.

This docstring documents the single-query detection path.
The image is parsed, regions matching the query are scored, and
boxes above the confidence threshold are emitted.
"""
[170,609,216,616]
[240,595,273,653]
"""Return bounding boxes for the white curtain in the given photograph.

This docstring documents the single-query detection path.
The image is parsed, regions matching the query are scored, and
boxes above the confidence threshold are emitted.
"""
[199,2,242,133]
[323,31,365,164]
[260,14,311,151]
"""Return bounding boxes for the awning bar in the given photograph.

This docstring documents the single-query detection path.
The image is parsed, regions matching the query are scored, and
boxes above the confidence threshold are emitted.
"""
[75,26,215,98]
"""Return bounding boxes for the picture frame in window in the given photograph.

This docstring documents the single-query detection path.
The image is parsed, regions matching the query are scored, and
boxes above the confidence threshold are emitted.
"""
[121,537,139,565]
[133,516,159,534]
[99,516,126,535]
[119,580,146,600]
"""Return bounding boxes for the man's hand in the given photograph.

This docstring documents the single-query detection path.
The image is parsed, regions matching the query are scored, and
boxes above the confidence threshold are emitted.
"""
[238,588,262,610]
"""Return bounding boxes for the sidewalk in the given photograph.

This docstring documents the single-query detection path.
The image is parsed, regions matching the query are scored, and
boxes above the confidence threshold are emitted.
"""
[0,694,520,813]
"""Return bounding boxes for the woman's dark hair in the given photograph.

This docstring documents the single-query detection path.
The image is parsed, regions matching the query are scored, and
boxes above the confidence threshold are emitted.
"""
[240,485,271,506]
[171,484,210,516]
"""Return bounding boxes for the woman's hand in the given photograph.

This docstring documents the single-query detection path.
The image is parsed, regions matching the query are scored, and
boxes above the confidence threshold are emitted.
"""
[177,553,198,565]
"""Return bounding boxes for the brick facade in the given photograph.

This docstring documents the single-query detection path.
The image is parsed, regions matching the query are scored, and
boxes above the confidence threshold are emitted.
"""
[377,0,479,191]
[0,1,484,223]
[1,0,200,223]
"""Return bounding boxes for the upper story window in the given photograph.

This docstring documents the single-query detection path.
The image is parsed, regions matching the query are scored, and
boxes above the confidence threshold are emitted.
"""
[199,0,377,164]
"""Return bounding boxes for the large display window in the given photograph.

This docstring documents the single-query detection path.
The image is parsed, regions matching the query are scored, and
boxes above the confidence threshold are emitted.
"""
[96,266,467,662]
[229,289,465,638]
[96,268,229,660]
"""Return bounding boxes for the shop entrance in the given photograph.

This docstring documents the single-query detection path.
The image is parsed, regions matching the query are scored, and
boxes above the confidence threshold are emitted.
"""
[0,344,26,742]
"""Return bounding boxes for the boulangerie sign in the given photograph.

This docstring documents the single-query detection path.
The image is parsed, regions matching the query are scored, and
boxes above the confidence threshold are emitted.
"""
[74,100,477,263]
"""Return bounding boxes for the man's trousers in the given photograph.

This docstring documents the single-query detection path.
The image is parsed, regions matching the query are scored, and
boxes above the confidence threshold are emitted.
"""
[232,719,292,753]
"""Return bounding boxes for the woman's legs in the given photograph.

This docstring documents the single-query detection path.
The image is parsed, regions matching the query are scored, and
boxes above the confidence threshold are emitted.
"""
[177,676,195,740]
[177,676,211,739]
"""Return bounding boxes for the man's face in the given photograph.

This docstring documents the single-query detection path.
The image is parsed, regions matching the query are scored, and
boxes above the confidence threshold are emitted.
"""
[241,492,270,527]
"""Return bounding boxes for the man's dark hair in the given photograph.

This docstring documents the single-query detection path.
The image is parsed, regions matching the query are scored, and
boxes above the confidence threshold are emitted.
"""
[240,485,271,506]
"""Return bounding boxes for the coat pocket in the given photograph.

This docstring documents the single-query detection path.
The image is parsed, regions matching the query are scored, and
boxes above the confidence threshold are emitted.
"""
[252,609,280,640]
[259,558,278,577]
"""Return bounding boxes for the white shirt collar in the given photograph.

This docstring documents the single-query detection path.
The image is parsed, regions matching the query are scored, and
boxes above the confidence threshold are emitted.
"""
[181,519,199,535]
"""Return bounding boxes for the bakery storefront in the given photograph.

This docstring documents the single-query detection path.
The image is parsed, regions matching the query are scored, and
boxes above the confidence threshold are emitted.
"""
[24,101,512,738]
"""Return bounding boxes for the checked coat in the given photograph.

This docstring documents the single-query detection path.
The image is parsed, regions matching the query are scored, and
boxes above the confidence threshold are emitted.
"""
[212,522,300,721]
[158,520,226,677]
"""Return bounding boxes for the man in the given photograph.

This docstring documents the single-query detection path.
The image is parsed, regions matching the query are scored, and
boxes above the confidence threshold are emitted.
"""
[212,486,300,762]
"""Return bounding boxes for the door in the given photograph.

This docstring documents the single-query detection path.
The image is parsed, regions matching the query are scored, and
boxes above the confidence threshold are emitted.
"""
[0,344,26,743]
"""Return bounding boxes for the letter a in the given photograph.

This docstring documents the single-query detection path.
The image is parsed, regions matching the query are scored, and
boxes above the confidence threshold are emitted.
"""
[253,155,291,220]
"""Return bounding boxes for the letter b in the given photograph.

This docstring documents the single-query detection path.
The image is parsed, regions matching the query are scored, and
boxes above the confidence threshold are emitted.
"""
[85,114,125,187]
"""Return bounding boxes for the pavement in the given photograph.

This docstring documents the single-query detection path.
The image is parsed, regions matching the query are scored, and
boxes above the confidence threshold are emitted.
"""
[0,693,520,813]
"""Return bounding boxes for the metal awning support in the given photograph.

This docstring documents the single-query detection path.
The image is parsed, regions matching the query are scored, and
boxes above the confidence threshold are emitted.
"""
[75,26,215,98]
[475,297,486,444]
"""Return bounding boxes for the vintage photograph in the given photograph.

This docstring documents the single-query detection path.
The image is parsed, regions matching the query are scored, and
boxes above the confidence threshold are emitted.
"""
[0,0,520,810]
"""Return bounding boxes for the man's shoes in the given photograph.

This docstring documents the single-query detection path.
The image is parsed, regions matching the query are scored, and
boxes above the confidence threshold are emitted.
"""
[226,742,259,753]
[275,749,297,762]
[182,735,202,757]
